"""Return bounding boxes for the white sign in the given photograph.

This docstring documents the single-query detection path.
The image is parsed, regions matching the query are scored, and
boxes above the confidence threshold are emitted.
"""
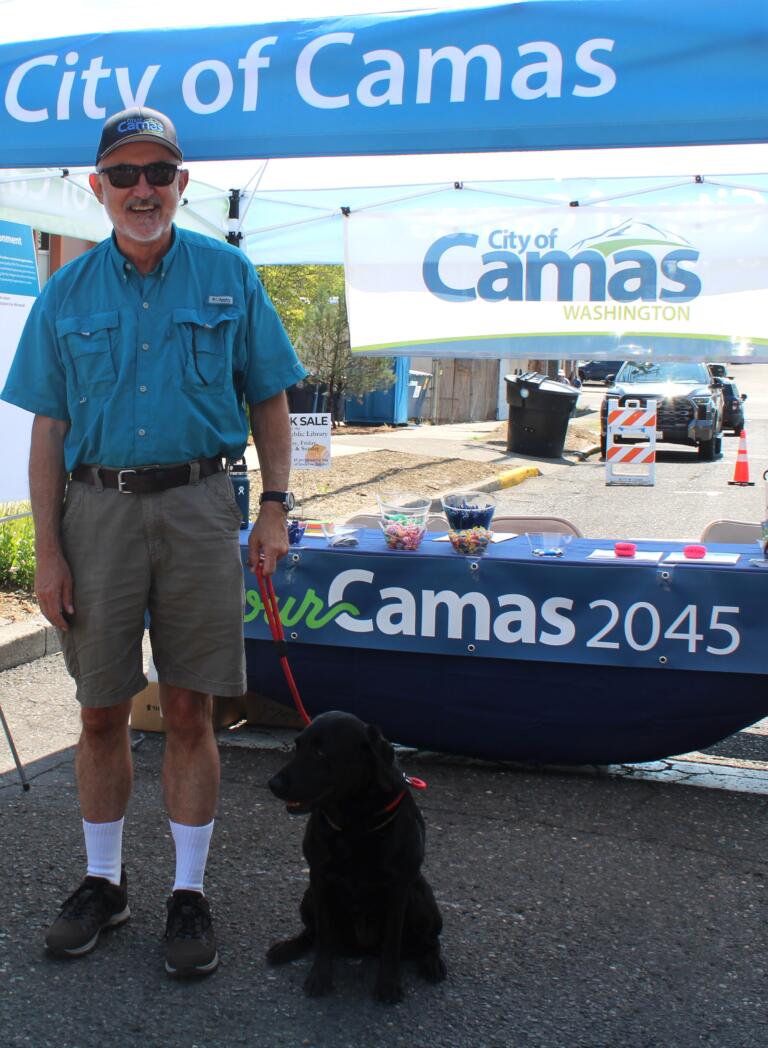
[289,412,332,470]
[0,221,39,504]
[344,204,768,361]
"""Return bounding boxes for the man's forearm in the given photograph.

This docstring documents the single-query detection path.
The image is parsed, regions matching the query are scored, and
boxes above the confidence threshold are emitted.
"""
[248,391,292,492]
[29,415,69,555]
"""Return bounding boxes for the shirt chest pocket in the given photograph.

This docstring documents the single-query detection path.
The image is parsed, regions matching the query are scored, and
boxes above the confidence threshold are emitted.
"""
[173,308,241,393]
[56,311,119,397]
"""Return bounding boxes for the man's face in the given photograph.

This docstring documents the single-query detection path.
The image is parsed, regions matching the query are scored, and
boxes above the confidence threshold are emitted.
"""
[88,141,189,249]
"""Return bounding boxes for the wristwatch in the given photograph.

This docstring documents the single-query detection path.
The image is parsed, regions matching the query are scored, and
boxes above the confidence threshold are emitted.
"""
[259,490,295,512]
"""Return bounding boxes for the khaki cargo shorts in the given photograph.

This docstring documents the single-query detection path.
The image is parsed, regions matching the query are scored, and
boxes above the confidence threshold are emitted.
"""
[59,469,246,708]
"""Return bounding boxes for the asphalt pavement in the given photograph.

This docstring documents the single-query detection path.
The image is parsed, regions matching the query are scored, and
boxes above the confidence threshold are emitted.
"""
[2,646,768,1048]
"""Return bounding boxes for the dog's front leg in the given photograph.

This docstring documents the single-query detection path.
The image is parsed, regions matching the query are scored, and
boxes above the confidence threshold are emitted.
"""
[374,886,408,1004]
[303,876,334,997]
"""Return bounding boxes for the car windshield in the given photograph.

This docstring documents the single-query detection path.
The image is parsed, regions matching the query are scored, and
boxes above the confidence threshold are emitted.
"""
[616,362,710,384]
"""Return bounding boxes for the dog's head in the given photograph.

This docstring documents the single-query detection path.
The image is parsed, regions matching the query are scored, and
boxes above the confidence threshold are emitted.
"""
[268,711,398,815]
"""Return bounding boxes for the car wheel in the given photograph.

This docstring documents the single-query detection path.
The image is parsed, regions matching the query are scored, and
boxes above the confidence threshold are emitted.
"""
[698,438,717,461]
[733,425,743,436]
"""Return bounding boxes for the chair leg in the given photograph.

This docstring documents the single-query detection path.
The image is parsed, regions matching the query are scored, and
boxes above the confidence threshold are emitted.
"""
[0,703,30,791]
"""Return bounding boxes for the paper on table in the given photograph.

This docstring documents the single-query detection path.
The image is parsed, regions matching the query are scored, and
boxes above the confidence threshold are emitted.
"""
[432,532,517,542]
[664,551,741,564]
[588,549,664,562]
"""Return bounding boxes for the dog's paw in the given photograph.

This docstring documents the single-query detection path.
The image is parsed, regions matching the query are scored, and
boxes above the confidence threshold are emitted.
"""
[420,951,448,983]
[304,964,334,997]
[373,975,404,1005]
[266,931,312,965]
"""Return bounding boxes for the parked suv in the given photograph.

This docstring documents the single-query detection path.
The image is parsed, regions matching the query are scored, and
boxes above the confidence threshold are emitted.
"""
[600,360,724,460]
[720,379,746,435]
[578,360,624,385]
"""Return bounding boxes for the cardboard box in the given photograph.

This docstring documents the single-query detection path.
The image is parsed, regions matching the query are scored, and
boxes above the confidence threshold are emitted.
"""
[130,683,246,733]
[243,689,304,729]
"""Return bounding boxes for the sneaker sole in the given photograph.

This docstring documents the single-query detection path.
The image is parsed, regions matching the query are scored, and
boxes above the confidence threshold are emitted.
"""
[165,951,219,978]
[46,905,131,957]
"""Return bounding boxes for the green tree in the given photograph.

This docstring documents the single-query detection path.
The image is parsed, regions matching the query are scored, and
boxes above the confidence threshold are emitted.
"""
[259,265,395,424]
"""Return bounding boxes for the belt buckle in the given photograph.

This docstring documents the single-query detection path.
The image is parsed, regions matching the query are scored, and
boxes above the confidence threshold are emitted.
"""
[117,468,138,493]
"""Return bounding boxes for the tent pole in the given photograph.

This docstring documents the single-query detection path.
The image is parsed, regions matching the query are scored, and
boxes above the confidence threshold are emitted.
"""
[227,189,242,248]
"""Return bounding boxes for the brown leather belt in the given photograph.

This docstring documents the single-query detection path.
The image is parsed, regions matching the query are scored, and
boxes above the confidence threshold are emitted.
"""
[71,457,224,494]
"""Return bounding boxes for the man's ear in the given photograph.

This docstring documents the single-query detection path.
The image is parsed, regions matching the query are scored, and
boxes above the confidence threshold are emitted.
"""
[88,172,104,203]
[178,168,190,194]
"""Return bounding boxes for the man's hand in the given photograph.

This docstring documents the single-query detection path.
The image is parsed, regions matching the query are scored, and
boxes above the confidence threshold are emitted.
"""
[247,502,289,577]
[35,547,74,631]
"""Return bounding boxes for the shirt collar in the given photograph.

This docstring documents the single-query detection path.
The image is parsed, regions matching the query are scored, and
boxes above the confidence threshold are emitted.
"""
[108,224,180,280]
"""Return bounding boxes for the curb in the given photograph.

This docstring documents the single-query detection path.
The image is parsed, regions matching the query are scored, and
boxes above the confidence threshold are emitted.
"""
[427,465,540,511]
[0,618,62,674]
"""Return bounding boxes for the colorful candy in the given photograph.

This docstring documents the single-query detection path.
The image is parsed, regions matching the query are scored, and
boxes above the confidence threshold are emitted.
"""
[287,519,307,545]
[448,527,492,555]
[381,521,426,551]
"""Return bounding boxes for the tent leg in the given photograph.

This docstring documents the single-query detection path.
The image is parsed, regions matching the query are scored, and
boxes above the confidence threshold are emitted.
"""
[0,702,30,791]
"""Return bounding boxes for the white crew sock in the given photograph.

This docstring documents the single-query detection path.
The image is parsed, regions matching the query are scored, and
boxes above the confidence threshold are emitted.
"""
[83,817,124,886]
[169,819,215,894]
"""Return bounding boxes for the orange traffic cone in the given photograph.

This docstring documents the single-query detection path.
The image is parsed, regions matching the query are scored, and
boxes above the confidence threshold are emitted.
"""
[728,429,755,486]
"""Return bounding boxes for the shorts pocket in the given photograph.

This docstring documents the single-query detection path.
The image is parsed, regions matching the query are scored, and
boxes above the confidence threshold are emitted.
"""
[201,472,244,528]
[60,478,85,536]
[173,308,240,392]
[56,311,119,397]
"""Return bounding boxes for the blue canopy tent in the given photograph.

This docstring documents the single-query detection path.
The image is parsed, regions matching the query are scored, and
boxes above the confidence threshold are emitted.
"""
[0,0,767,361]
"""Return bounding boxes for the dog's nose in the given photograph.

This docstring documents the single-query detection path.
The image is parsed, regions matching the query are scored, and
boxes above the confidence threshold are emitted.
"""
[268,771,287,797]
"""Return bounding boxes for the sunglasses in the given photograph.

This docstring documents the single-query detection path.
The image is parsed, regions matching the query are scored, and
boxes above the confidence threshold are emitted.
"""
[97,162,180,188]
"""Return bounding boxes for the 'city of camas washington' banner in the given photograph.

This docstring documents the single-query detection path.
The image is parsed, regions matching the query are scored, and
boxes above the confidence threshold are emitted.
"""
[343,204,768,360]
[0,0,766,166]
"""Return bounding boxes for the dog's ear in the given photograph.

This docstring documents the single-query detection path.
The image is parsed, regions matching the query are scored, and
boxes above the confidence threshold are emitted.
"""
[366,723,396,790]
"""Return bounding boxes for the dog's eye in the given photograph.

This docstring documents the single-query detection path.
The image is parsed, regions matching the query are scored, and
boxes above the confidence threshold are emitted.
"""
[312,742,327,759]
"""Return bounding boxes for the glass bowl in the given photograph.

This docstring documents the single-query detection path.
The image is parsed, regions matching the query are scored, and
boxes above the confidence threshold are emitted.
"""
[380,519,427,551]
[321,523,361,548]
[376,491,431,529]
[524,532,574,557]
[448,527,493,555]
[287,519,307,546]
[441,491,497,531]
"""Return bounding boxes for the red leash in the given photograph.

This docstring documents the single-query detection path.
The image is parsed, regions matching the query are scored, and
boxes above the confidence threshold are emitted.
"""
[254,563,426,792]
[255,563,311,726]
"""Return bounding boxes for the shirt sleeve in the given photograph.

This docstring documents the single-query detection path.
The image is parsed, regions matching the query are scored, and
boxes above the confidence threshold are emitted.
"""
[238,267,308,405]
[0,281,70,421]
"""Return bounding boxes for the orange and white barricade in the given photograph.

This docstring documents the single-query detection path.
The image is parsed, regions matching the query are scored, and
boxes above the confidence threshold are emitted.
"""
[605,397,657,486]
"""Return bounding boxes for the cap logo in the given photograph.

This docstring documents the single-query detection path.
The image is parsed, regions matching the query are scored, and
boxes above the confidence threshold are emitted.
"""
[117,118,165,134]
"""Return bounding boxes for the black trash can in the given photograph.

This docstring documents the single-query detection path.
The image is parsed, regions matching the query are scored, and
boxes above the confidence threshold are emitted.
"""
[505,372,579,458]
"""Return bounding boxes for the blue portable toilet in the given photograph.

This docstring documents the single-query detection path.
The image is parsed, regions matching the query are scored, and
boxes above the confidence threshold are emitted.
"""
[344,357,411,425]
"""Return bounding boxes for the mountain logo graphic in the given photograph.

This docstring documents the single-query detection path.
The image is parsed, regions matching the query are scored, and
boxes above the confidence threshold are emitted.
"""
[570,220,693,258]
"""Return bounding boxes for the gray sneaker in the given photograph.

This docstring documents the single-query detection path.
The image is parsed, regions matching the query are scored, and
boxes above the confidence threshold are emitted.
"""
[164,890,219,978]
[45,867,130,957]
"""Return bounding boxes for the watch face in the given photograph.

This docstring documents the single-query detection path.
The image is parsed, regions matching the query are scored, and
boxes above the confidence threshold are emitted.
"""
[284,492,296,511]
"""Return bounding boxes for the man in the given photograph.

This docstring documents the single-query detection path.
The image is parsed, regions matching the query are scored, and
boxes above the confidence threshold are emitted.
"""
[0,107,306,977]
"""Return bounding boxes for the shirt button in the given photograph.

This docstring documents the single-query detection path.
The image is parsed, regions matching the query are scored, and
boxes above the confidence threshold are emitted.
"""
[142,302,150,309]
[139,385,147,393]
[138,428,146,436]
[141,343,149,351]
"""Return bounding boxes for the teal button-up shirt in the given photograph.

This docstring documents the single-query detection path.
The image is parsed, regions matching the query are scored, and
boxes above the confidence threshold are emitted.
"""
[1,226,307,471]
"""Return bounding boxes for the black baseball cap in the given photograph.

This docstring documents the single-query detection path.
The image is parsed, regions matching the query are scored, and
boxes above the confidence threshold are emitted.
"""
[96,106,183,166]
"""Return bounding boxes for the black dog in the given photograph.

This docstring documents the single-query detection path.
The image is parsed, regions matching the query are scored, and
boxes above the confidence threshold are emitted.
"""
[267,711,447,1003]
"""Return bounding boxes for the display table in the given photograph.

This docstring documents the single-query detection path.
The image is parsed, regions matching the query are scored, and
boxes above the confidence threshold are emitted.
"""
[240,529,768,765]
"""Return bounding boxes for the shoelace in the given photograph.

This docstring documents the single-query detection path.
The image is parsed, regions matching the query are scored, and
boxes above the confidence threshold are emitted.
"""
[166,897,209,940]
[59,879,112,919]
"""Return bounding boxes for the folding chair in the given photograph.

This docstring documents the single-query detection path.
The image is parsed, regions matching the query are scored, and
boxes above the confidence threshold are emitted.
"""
[491,515,583,537]
[699,519,761,544]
